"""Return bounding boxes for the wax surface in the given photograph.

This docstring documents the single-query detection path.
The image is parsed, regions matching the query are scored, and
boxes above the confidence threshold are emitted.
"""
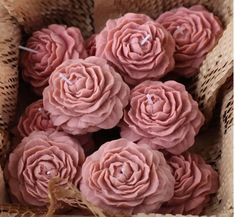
[120,80,205,154]
[96,13,175,85]
[43,57,130,135]
[21,24,87,95]
[159,152,219,215]
[80,138,175,214]
[156,5,223,77]
[6,130,85,206]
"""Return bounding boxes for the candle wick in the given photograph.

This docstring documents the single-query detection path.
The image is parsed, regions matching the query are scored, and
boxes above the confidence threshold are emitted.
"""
[146,94,154,105]
[38,107,43,112]
[59,73,73,85]
[38,107,48,117]
[140,34,151,46]
[175,26,185,35]
[19,45,38,54]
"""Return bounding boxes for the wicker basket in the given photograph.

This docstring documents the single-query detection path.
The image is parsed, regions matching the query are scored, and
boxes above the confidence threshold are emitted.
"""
[0,0,233,216]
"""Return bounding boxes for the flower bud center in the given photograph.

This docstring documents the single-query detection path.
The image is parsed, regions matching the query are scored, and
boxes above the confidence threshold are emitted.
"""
[140,34,151,46]
[59,73,73,85]
[175,26,185,35]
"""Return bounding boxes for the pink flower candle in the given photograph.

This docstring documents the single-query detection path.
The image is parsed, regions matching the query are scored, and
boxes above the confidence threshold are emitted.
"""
[95,13,175,85]
[80,138,175,214]
[21,24,87,95]
[120,80,205,154]
[160,153,219,215]
[43,57,130,135]
[5,130,85,206]
[156,5,223,77]
[17,99,54,138]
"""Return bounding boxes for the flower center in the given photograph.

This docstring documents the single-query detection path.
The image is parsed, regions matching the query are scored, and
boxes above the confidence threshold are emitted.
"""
[40,164,57,177]
[34,160,58,179]
[140,34,151,46]
[175,26,186,35]
[38,107,48,118]
[146,94,154,105]
[59,73,73,85]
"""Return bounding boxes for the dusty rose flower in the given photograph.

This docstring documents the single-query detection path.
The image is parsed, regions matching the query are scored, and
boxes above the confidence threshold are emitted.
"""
[80,138,175,214]
[43,57,130,135]
[5,130,85,206]
[156,5,223,77]
[160,153,219,215]
[86,34,96,56]
[120,80,205,155]
[96,13,175,85]
[21,24,87,95]
[17,99,54,138]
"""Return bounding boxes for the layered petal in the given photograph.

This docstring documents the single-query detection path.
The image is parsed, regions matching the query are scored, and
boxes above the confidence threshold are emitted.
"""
[21,24,87,95]
[96,13,175,85]
[80,139,175,214]
[43,57,130,135]
[120,80,205,154]
[5,130,85,206]
[159,153,219,215]
[156,5,223,77]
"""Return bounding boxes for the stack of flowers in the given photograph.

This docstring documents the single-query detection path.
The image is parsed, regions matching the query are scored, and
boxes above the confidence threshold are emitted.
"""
[5,4,223,215]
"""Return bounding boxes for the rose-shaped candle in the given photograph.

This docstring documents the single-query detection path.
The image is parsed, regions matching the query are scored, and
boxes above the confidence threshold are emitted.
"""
[156,5,223,77]
[120,80,205,154]
[86,34,96,56]
[5,130,85,206]
[43,57,130,135]
[21,24,88,95]
[95,13,175,85]
[17,99,54,138]
[160,153,219,215]
[80,138,175,214]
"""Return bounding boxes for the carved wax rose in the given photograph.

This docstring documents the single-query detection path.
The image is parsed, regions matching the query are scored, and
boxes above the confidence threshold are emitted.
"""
[80,138,175,214]
[6,130,85,206]
[156,5,223,77]
[21,24,87,95]
[96,13,175,85]
[43,57,130,135]
[120,80,205,154]
[160,153,219,215]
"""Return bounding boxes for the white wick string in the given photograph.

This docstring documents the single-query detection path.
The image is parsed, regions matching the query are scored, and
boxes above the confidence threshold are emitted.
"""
[140,34,151,46]
[38,107,48,117]
[59,73,73,85]
[175,26,185,35]
[38,108,44,112]
[146,94,154,105]
[19,45,38,53]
